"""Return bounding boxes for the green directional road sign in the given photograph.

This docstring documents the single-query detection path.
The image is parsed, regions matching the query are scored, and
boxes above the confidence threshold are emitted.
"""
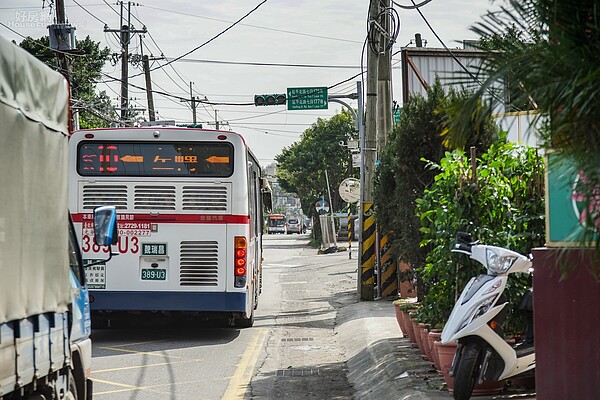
[287,87,328,110]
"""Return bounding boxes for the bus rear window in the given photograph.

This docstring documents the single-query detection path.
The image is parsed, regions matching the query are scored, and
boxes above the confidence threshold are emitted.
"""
[77,141,234,177]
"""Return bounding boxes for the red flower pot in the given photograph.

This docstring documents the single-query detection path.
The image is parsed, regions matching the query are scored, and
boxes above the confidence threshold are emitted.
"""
[428,331,442,370]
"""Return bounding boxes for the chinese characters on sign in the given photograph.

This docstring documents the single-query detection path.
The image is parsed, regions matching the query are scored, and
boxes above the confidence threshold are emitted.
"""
[83,261,106,289]
[142,243,167,256]
[287,87,328,110]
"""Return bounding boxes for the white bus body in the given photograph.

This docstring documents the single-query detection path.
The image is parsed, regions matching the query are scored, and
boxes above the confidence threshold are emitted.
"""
[68,127,268,327]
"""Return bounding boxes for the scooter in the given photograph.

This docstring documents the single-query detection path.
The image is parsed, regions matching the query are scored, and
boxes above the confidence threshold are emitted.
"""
[441,232,535,400]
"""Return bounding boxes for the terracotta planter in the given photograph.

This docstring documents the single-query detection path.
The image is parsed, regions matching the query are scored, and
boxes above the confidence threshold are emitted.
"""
[417,323,430,359]
[411,318,422,348]
[471,380,505,396]
[428,331,442,371]
[405,312,418,344]
[435,341,457,392]
[510,375,535,389]
[392,302,406,337]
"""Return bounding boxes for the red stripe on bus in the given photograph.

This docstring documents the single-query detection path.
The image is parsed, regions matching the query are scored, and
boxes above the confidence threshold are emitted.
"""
[71,213,250,224]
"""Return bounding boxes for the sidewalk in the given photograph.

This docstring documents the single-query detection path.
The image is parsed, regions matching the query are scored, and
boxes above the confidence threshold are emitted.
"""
[331,249,536,400]
[336,299,452,400]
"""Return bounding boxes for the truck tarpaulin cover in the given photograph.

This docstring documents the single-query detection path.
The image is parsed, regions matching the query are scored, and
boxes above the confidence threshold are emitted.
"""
[0,34,70,324]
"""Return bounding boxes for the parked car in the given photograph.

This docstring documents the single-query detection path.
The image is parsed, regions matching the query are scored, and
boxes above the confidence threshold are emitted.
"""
[286,218,302,234]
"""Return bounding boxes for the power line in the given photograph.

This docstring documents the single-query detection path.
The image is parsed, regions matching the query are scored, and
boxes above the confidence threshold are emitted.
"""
[408,0,515,110]
[392,0,434,10]
[140,5,363,44]
[161,57,365,69]
[72,0,107,25]
[137,0,269,77]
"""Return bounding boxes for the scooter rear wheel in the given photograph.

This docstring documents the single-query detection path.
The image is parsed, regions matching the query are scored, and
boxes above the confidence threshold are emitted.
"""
[453,342,483,400]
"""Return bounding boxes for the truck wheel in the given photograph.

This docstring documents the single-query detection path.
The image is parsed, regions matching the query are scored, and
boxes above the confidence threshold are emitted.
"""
[66,370,79,400]
[453,342,483,400]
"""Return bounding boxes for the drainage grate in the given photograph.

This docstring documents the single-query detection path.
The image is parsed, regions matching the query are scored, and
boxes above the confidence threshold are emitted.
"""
[281,337,314,342]
[275,368,320,377]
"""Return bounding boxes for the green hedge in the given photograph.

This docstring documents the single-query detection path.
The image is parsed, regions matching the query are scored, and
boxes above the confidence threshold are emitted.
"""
[415,136,545,331]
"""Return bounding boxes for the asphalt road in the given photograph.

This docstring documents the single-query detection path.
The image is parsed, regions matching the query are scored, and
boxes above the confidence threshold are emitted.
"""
[89,232,355,400]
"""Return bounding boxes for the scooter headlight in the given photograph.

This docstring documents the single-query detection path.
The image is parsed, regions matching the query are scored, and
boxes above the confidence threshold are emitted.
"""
[486,249,518,274]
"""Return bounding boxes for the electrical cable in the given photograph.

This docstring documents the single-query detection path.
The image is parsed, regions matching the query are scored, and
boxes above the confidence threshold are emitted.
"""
[408,0,516,110]
[135,0,269,77]
[392,0,434,10]
[368,5,400,55]
[161,57,363,69]
[101,0,120,17]
[72,0,107,25]
[140,5,362,44]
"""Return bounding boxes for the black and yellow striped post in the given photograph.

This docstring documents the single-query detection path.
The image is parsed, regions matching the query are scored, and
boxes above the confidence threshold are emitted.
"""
[379,234,398,298]
[360,202,376,300]
[348,203,352,259]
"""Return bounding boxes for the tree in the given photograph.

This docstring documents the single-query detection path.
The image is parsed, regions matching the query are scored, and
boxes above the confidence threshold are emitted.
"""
[374,80,497,279]
[19,35,117,128]
[275,111,358,241]
[444,1,600,234]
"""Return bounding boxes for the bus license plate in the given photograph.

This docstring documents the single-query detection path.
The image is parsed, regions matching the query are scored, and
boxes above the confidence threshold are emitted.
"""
[141,269,166,281]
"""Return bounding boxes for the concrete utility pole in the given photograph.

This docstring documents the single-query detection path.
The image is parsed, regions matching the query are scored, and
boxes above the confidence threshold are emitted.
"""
[359,0,381,301]
[180,82,198,124]
[377,0,393,151]
[141,45,156,121]
[119,2,130,123]
[105,1,146,124]
[54,0,69,77]
[53,0,80,130]
[375,0,394,300]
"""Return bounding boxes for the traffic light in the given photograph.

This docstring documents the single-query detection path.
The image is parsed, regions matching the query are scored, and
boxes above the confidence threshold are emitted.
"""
[254,94,286,106]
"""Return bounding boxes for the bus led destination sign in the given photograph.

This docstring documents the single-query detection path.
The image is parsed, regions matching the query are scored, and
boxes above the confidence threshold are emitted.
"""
[287,87,328,110]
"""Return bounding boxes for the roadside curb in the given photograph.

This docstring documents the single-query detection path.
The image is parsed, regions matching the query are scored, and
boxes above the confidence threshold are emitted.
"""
[336,300,452,400]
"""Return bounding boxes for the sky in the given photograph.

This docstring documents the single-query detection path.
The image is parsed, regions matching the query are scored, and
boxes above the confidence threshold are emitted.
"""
[0,1,499,166]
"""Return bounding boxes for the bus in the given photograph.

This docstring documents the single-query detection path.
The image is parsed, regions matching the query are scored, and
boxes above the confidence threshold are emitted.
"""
[68,126,272,327]
[267,214,287,234]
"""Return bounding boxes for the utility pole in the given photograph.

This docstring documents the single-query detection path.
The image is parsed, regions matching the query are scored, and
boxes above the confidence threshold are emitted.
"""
[52,0,77,129]
[375,0,394,300]
[105,2,146,124]
[54,0,68,77]
[180,82,199,124]
[142,55,155,121]
[215,110,219,130]
[140,37,155,121]
[359,0,380,301]
[119,1,129,123]
[191,83,197,124]
[377,0,393,150]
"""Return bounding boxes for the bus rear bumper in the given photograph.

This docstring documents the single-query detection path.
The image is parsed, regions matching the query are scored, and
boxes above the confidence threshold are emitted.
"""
[89,291,247,312]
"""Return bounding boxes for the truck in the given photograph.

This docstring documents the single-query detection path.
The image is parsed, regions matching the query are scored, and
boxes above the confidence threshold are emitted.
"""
[0,34,117,400]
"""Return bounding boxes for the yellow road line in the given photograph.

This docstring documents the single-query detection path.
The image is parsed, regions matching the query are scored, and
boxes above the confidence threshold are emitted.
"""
[92,357,204,374]
[97,346,184,358]
[222,328,267,400]
[92,378,202,396]
[104,339,169,348]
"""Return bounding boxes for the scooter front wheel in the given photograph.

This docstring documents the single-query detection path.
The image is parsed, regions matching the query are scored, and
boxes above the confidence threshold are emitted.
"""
[453,342,483,400]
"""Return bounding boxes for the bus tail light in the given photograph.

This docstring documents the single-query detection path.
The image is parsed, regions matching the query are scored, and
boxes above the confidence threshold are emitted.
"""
[234,236,247,288]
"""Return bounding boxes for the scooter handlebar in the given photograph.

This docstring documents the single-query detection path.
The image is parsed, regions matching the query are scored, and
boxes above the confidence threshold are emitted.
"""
[451,242,473,255]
